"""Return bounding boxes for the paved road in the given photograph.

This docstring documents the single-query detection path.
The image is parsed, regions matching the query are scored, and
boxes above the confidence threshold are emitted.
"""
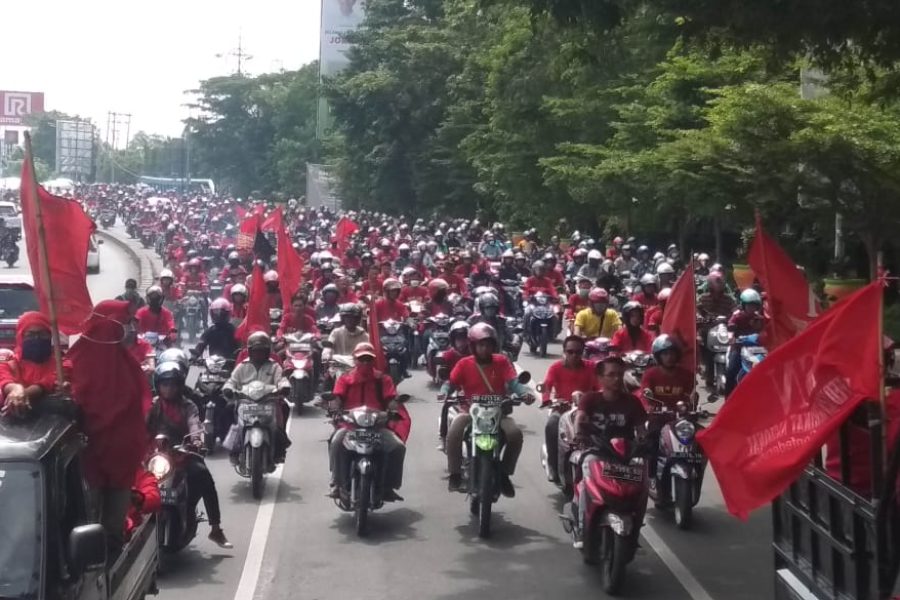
[3,231,135,304]
[80,229,774,600]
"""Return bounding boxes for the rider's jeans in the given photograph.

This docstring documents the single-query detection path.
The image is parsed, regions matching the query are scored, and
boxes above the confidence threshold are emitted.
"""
[186,456,222,526]
[446,414,523,476]
[330,428,406,490]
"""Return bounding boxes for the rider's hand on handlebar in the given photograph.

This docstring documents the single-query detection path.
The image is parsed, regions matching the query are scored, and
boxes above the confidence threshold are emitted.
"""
[522,393,536,406]
[223,388,235,400]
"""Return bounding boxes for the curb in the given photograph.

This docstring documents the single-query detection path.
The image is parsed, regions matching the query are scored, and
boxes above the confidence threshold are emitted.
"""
[96,228,163,291]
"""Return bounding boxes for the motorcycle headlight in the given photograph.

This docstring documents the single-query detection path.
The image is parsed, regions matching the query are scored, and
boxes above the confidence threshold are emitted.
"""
[148,454,172,480]
[716,330,730,345]
[353,410,378,428]
[674,420,696,445]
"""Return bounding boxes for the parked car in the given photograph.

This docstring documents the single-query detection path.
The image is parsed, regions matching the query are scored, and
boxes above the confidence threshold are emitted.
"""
[0,275,67,350]
[0,200,21,240]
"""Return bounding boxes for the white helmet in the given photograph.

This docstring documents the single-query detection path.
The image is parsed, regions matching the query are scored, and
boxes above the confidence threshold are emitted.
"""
[319,250,333,262]
[698,252,710,262]
[230,283,248,297]
[159,268,174,280]
[656,262,675,275]
[587,249,603,261]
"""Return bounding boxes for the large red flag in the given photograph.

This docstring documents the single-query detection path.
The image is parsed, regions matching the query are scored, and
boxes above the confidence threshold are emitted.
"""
[237,212,260,253]
[748,216,819,349]
[20,154,95,334]
[696,282,882,519]
[235,265,270,342]
[367,305,387,372]
[333,216,359,259]
[660,263,697,372]
[266,207,305,308]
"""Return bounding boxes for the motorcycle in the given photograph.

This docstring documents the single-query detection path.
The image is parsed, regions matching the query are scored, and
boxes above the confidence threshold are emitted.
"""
[269,308,283,337]
[526,292,557,358]
[736,333,767,384]
[180,292,204,342]
[141,227,155,249]
[622,350,652,393]
[645,393,709,529]
[583,337,613,362]
[325,392,411,536]
[379,319,409,385]
[424,313,452,382]
[194,354,232,452]
[230,381,283,499]
[503,316,524,363]
[446,371,531,538]
[321,345,354,393]
[100,210,116,228]
[283,332,318,408]
[146,433,203,554]
[700,315,729,397]
[406,300,425,370]
[0,235,19,268]
[539,395,577,497]
[500,279,523,318]
[560,429,650,595]
[316,313,341,337]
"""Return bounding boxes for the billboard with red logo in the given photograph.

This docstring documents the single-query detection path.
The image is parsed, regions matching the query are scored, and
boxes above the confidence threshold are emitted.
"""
[0,91,45,125]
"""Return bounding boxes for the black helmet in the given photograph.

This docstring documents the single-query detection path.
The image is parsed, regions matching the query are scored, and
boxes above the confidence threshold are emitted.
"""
[339,303,361,317]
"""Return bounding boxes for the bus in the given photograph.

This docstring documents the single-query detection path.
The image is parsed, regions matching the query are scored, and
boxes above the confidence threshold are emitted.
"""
[137,176,216,196]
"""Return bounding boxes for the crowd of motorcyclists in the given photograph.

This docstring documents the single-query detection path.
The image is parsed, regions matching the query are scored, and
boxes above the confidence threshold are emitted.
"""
[0,182,772,590]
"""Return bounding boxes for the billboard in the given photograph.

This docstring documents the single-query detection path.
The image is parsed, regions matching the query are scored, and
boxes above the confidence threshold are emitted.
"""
[317,0,366,138]
[0,91,45,125]
[56,119,94,179]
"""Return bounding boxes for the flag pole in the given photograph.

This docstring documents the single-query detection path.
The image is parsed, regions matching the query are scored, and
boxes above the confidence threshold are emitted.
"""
[22,133,65,387]
[877,250,887,475]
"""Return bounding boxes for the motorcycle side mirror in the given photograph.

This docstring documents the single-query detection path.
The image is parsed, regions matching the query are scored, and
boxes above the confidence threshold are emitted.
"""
[535,382,544,393]
[517,371,531,384]
[320,392,335,403]
[437,366,450,380]
[395,394,411,404]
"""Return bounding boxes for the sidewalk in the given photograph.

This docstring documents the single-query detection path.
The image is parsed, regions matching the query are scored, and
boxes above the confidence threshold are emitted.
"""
[95,225,164,290]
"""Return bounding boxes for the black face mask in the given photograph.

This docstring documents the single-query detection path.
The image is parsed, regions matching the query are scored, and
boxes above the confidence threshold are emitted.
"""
[21,338,52,363]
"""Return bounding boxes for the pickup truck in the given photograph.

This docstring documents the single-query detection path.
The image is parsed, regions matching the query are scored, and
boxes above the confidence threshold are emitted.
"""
[0,399,159,600]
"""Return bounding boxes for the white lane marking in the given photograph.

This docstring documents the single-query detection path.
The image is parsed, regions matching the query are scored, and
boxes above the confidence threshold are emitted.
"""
[232,412,294,600]
[641,522,716,600]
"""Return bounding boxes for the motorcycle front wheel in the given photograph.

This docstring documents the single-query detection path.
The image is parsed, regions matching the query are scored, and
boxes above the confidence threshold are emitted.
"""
[600,527,630,595]
[250,446,264,499]
[477,453,495,539]
[540,327,549,358]
[674,477,693,530]
[356,471,372,537]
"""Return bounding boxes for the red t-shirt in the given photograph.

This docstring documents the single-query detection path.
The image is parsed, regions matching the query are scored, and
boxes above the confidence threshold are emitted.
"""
[541,359,599,403]
[277,313,320,337]
[524,276,558,300]
[611,326,653,353]
[334,369,397,411]
[639,366,695,410]
[449,354,517,398]
[135,306,176,335]
[400,286,429,303]
[441,348,468,374]
[631,291,658,310]
[566,293,590,319]
[374,298,409,322]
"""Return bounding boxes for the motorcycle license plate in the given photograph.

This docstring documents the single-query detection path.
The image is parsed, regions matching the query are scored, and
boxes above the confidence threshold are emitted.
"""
[602,463,643,482]
[675,450,705,462]
[349,430,381,444]
[160,487,179,505]
[239,403,276,421]
[471,395,505,407]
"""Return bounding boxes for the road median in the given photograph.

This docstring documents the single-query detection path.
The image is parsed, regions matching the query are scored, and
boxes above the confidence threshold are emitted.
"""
[96,227,162,291]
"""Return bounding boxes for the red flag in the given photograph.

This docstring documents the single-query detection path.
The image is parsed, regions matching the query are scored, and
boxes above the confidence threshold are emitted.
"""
[261,207,281,232]
[368,305,387,372]
[235,206,247,220]
[268,207,305,308]
[333,216,359,259]
[748,216,820,349]
[696,282,882,519]
[236,265,270,342]
[660,263,697,372]
[20,154,95,334]
[237,212,261,252]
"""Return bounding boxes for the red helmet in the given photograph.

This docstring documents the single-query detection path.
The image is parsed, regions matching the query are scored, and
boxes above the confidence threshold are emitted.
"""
[468,322,497,345]
[428,278,449,295]
[263,270,279,283]
[589,288,609,303]
[188,258,201,267]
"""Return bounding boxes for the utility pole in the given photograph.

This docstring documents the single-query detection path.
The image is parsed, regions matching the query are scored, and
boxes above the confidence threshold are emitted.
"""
[216,32,253,75]
[106,111,132,183]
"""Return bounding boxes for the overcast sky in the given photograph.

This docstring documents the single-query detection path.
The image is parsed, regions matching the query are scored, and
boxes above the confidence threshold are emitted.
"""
[4,0,321,139]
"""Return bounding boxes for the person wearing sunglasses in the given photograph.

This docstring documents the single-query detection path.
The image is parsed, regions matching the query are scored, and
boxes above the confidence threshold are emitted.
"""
[540,336,601,483]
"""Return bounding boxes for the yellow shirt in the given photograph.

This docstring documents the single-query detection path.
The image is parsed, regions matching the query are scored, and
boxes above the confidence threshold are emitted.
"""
[574,307,621,339]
